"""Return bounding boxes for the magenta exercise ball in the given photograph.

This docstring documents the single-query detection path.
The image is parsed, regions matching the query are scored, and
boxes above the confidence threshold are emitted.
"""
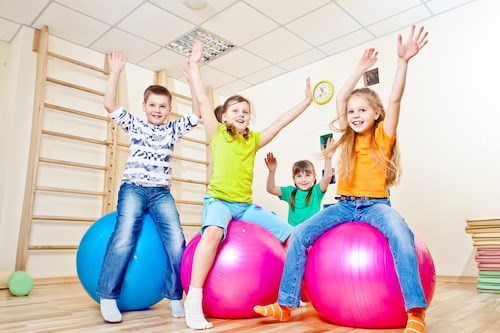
[180,220,286,318]
[304,222,435,328]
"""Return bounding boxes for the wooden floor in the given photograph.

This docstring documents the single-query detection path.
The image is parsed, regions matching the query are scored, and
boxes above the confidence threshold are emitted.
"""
[1,281,500,332]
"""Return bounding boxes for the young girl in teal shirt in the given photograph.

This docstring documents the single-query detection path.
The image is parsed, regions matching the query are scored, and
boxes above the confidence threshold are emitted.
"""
[264,138,334,226]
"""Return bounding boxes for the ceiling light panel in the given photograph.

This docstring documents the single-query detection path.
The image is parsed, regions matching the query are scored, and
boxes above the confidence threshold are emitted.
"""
[166,28,236,63]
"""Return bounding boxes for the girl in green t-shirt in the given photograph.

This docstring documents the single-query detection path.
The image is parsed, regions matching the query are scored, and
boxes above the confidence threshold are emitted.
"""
[265,137,335,227]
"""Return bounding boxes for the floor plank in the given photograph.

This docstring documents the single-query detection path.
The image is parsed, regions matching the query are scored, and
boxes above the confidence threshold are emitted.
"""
[1,281,499,332]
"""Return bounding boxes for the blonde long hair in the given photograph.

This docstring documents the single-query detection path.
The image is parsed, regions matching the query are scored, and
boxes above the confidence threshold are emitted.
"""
[327,88,401,187]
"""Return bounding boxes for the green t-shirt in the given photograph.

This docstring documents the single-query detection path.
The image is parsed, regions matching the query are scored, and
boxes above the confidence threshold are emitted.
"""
[280,183,326,226]
[207,123,260,203]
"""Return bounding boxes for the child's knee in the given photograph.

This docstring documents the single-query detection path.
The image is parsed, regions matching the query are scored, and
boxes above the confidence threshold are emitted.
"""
[202,226,224,243]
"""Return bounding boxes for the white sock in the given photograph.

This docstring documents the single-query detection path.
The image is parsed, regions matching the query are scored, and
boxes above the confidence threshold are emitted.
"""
[299,300,307,307]
[170,299,185,318]
[100,298,122,323]
[184,286,213,330]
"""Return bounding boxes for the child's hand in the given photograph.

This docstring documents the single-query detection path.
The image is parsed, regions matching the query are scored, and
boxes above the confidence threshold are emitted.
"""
[304,77,312,102]
[358,48,378,71]
[265,152,278,172]
[107,50,127,74]
[398,25,428,62]
[321,137,335,159]
[189,39,203,66]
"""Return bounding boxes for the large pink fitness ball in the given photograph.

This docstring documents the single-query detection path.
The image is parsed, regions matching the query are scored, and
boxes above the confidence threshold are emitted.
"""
[180,220,286,318]
[304,222,435,328]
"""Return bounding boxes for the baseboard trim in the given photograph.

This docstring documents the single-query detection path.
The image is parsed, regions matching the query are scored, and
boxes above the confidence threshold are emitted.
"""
[34,276,79,285]
[436,275,477,284]
[31,275,478,285]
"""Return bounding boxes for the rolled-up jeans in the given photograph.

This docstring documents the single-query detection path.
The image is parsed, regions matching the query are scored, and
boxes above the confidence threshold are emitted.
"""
[96,182,185,300]
[277,197,427,311]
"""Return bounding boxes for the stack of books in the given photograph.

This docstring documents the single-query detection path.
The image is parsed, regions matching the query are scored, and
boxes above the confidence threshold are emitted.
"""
[465,218,500,294]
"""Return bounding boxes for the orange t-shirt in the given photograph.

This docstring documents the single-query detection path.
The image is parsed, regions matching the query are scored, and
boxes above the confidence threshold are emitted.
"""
[336,121,396,198]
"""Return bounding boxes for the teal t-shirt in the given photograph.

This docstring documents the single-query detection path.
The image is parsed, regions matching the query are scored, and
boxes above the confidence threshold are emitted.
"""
[280,183,326,226]
[207,123,260,203]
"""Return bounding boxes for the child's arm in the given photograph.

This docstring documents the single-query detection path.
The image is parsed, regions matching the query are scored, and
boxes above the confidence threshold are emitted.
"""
[259,78,312,148]
[265,152,282,197]
[188,40,218,137]
[319,137,335,192]
[104,51,127,113]
[335,48,378,129]
[183,63,201,119]
[384,25,428,137]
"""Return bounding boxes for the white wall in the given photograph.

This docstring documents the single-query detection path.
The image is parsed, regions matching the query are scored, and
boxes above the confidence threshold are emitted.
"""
[246,0,500,277]
[0,27,37,271]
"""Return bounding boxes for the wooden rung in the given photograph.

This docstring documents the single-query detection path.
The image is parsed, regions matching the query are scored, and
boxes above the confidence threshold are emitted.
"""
[39,157,108,171]
[45,103,109,122]
[171,176,208,186]
[181,221,202,227]
[42,129,109,146]
[36,186,106,196]
[171,91,192,101]
[172,155,209,165]
[46,76,105,96]
[28,245,78,250]
[175,199,203,205]
[32,215,97,222]
[182,136,208,145]
[48,51,107,74]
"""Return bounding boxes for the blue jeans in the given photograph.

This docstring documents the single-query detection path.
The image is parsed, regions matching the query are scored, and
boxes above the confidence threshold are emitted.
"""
[201,194,293,242]
[96,183,185,300]
[278,198,427,311]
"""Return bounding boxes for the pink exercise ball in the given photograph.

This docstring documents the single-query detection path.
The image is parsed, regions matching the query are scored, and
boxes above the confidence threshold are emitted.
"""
[304,222,435,328]
[180,220,286,318]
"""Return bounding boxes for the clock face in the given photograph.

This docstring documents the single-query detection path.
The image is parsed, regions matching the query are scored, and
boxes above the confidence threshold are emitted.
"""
[313,80,334,105]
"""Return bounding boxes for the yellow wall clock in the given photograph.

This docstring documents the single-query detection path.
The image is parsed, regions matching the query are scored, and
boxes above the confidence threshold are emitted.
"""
[312,80,334,105]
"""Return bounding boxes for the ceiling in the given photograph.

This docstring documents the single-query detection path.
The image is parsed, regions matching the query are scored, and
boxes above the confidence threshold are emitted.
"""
[0,0,475,96]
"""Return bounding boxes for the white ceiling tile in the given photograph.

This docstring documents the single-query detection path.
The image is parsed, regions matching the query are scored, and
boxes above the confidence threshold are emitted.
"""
[0,18,20,42]
[91,28,161,63]
[203,2,278,45]
[208,48,270,78]
[336,0,422,26]
[118,3,193,46]
[277,49,327,71]
[426,0,474,14]
[319,29,373,55]
[213,79,252,96]
[243,65,286,85]
[245,0,330,24]
[244,28,312,63]
[287,3,361,46]
[149,0,238,25]
[138,48,188,78]
[55,0,143,25]
[200,65,237,89]
[33,3,110,47]
[367,6,432,37]
[0,0,49,25]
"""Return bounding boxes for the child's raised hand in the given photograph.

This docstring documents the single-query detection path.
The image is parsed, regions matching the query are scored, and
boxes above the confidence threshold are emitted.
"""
[189,39,203,65]
[265,152,278,172]
[107,50,127,74]
[398,25,428,62]
[358,48,378,71]
[304,77,312,102]
[321,136,335,159]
